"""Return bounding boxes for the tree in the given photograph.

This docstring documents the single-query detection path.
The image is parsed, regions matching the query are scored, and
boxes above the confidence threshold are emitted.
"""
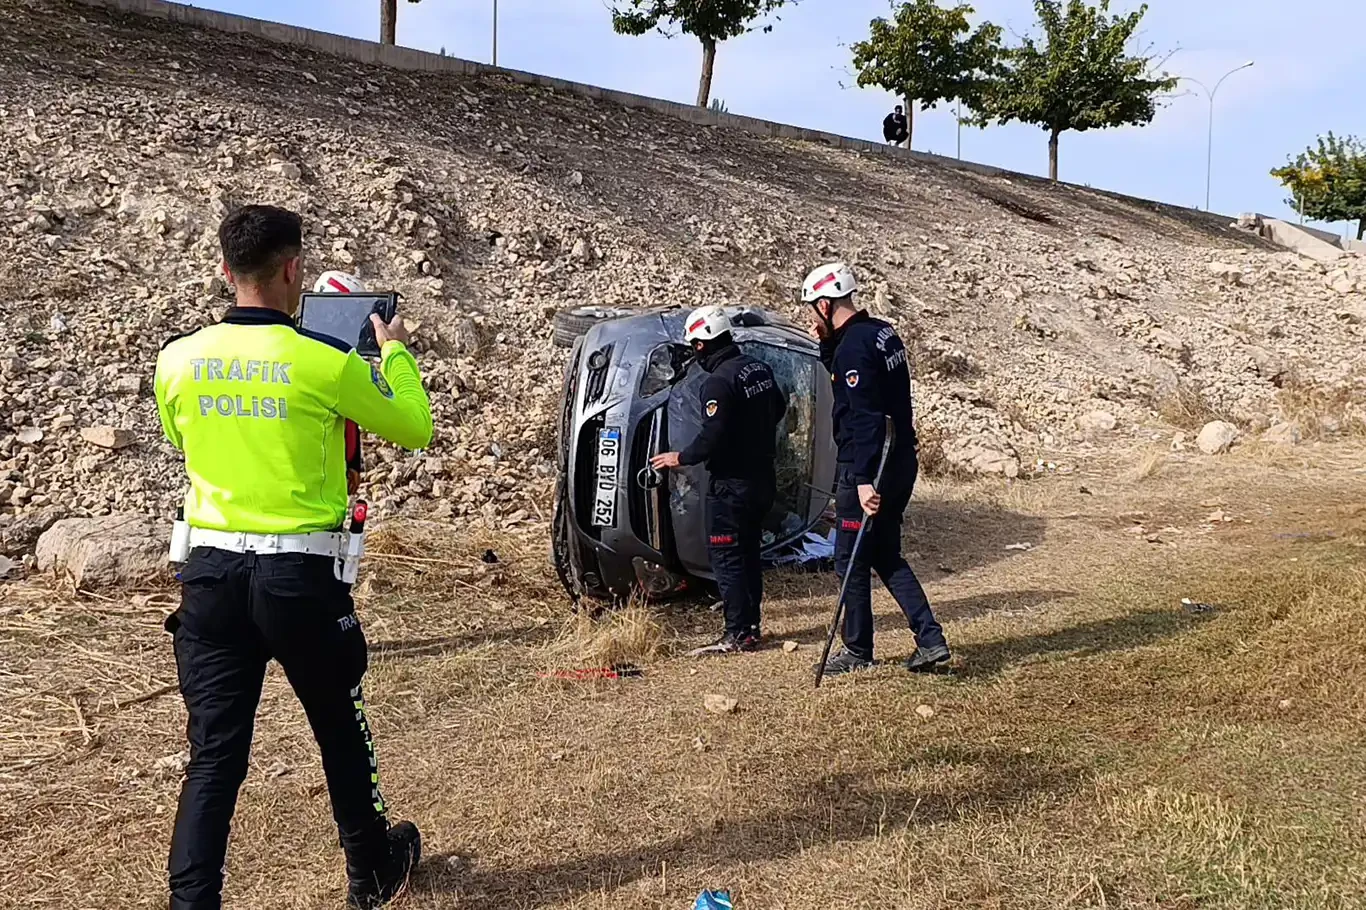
[971,0,1175,181]
[611,0,794,108]
[1272,134,1366,240]
[380,0,422,46]
[850,1,1001,151]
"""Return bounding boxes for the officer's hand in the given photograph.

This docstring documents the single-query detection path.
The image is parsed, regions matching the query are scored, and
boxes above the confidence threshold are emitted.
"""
[650,451,682,471]
[808,317,829,341]
[858,484,881,516]
[347,470,361,496]
[370,313,410,348]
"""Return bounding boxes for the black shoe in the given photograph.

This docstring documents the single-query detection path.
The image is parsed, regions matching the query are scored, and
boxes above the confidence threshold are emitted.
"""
[688,629,760,656]
[817,647,873,677]
[346,821,422,909]
[904,643,952,673]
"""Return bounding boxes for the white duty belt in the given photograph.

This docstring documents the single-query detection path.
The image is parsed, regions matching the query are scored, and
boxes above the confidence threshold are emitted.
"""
[185,528,345,557]
[170,523,368,584]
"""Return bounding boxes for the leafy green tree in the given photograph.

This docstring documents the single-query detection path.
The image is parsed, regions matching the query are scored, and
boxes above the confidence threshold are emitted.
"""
[1272,134,1366,239]
[380,0,422,46]
[611,0,793,107]
[850,1,1002,151]
[971,0,1176,181]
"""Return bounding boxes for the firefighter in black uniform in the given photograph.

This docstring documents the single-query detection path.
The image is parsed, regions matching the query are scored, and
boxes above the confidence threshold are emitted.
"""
[651,305,787,652]
[802,263,951,676]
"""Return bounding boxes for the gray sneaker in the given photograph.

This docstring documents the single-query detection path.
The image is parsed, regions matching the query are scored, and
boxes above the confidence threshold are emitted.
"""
[904,643,952,673]
[819,647,873,677]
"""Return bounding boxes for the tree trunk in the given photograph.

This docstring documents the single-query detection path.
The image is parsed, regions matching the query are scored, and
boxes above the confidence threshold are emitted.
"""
[696,38,717,107]
[905,98,914,151]
[380,0,397,45]
[1048,128,1061,182]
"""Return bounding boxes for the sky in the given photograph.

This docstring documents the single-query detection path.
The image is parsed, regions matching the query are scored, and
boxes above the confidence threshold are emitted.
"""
[193,0,1365,233]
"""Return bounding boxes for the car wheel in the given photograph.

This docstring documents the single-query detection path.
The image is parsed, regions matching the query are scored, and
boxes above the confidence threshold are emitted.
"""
[552,306,635,348]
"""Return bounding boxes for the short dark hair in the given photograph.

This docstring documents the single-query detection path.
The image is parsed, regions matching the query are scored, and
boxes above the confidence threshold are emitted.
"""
[218,204,302,283]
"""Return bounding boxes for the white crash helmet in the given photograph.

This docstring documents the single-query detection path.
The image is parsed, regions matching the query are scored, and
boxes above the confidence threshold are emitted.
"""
[800,262,858,304]
[314,270,367,294]
[683,305,732,344]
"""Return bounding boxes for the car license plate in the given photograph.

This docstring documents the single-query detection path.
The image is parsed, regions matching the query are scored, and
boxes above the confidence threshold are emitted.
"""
[592,428,621,527]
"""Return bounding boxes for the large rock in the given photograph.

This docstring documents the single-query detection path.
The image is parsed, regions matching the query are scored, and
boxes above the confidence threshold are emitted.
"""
[1327,268,1357,296]
[1077,410,1118,433]
[1207,262,1244,285]
[35,514,169,589]
[1244,345,1286,381]
[1150,329,1188,355]
[943,438,1021,478]
[0,508,64,557]
[1260,422,1302,446]
[81,426,136,450]
[1260,219,1345,264]
[444,317,482,355]
[1196,421,1239,455]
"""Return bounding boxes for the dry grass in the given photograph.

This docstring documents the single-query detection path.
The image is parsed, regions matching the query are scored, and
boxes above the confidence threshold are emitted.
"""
[545,603,669,668]
[914,422,963,479]
[4,449,1366,909]
[1275,370,1366,438]
[1157,380,1233,430]
[1126,447,1168,481]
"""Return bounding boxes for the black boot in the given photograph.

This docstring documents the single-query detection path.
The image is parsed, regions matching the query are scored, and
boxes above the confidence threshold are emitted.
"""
[345,820,422,909]
[688,628,760,656]
[904,643,952,673]
[817,646,873,676]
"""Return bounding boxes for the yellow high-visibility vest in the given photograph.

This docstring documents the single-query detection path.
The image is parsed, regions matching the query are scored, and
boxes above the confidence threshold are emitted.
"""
[154,307,433,534]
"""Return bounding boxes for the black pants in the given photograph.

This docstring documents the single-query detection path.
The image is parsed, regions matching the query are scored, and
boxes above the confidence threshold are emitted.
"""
[707,475,775,636]
[833,463,945,660]
[166,548,388,910]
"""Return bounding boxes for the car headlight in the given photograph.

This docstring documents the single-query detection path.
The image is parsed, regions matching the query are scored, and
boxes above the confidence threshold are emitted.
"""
[640,343,692,398]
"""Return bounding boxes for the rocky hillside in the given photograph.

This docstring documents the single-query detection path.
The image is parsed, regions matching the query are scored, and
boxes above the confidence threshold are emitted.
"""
[2,0,1364,560]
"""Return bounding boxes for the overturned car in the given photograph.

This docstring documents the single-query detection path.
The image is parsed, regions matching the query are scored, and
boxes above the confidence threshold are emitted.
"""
[551,305,837,603]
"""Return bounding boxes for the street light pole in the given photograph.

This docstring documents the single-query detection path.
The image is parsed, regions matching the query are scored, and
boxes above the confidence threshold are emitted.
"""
[956,99,962,159]
[1180,61,1254,212]
[492,0,499,67]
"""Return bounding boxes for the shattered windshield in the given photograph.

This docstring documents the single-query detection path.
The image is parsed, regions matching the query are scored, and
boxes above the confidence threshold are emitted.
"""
[740,341,817,544]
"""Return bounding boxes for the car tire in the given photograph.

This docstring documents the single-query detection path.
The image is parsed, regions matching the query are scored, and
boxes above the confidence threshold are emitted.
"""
[552,306,635,348]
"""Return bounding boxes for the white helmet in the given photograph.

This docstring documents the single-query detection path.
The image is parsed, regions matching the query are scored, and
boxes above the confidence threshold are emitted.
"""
[801,262,857,304]
[314,270,367,294]
[683,305,732,344]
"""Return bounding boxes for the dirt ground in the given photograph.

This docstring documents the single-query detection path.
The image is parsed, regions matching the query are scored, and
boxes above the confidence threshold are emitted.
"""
[3,441,1366,910]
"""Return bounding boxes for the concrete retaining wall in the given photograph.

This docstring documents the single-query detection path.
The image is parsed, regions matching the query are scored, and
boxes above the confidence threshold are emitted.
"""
[1256,213,1366,256]
[1259,219,1345,264]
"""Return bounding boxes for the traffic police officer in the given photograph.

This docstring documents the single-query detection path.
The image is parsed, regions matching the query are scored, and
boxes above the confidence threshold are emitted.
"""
[802,263,951,676]
[651,305,787,652]
[154,205,433,909]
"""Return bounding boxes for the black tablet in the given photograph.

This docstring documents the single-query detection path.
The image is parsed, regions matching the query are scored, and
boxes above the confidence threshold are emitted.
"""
[296,292,398,358]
